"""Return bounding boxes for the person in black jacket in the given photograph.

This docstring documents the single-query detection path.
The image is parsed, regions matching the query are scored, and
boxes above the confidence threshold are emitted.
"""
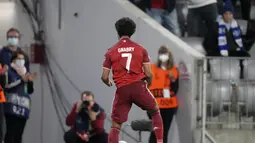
[0,28,30,71]
[132,0,181,36]
[0,28,30,143]
[2,51,35,143]
[203,0,250,57]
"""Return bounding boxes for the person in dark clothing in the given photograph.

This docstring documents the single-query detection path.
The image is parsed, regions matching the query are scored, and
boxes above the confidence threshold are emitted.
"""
[0,28,30,71]
[140,0,181,36]
[64,91,108,143]
[129,0,147,11]
[243,19,255,52]
[230,0,251,20]
[147,46,179,143]
[218,0,252,20]
[0,64,8,142]
[2,51,35,143]
[0,28,30,143]
[187,0,218,37]
[203,0,250,57]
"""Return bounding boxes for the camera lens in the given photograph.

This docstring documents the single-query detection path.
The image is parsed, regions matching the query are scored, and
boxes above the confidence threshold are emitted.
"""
[83,101,90,106]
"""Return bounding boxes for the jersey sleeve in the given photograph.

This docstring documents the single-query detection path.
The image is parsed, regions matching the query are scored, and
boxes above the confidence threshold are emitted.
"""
[143,49,150,64]
[103,52,111,69]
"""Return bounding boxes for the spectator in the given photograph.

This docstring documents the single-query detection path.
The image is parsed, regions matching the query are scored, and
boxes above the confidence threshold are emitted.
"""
[230,0,251,20]
[218,0,252,20]
[144,0,181,36]
[147,45,179,143]
[187,0,218,37]
[0,28,30,72]
[0,64,8,142]
[0,28,31,143]
[242,19,255,52]
[1,51,35,143]
[64,91,108,143]
[203,0,250,57]
[130,0,147,11]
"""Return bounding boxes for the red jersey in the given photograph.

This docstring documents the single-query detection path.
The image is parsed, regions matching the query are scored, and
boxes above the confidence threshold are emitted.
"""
[151,0,166,9]
[103,37,150,88]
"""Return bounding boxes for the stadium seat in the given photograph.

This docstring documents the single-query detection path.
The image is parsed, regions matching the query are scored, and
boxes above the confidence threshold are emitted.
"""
[130,119,152,142]
[237,83,255,117]
[209,58,240,81]
[207,81,233,116]
[131,119,152,132]
[243,60,255,80]
[181,37,205,54]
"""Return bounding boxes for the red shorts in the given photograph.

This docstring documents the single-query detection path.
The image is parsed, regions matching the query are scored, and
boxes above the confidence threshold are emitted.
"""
[111,80,157,123]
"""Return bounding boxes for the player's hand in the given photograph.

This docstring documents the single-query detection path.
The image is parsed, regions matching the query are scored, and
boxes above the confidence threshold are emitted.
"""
[107,81,113,87]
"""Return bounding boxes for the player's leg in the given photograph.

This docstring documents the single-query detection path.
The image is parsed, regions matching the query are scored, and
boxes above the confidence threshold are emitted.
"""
[131,81,163,143]
[147,102,163,143]
[109,88,132,143]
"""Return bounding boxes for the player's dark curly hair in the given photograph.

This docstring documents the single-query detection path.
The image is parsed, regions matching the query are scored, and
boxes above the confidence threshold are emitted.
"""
[115,17,136,38]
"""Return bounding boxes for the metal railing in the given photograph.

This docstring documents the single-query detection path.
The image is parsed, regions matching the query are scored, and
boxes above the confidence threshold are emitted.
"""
[200,57,255,143]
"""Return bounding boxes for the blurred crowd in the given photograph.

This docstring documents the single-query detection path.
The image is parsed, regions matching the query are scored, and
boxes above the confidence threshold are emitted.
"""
[130,0,255,57]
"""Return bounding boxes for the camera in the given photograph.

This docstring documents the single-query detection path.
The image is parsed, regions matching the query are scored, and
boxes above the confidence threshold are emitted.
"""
[80,101,100,113]
[81,101,90,111]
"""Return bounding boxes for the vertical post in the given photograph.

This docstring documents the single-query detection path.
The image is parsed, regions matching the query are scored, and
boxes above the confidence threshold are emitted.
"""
[201,59,207,143]
[138,131,142,142]
[197,60,204,121]
[58,0,62,29]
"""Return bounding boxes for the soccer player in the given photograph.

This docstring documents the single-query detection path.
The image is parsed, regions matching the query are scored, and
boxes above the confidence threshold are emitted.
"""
[101,17,163,143]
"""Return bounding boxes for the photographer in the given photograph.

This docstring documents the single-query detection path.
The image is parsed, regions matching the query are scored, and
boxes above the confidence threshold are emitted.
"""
[64,91,108,143]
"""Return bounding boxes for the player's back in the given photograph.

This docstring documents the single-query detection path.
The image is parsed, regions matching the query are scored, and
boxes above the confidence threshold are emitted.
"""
[107,38,147,88]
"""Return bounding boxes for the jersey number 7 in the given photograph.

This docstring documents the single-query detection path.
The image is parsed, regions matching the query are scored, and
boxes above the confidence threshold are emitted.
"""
[121,53,132,72]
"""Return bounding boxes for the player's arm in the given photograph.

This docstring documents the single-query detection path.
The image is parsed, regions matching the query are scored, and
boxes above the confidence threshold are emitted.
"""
[142,49,152,86]
[101,53,113,87]
[101,68,112,87]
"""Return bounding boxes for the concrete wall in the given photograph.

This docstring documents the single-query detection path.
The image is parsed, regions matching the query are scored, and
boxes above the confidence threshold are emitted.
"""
[41,0,204,143]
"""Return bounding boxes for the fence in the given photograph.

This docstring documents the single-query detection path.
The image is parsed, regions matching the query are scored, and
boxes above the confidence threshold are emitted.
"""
[200,57,255,143]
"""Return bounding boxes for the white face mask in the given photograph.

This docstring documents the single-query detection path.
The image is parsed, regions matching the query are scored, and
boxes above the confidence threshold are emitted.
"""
[7,38,19,46]
[15,59,25,67]
[159,54,169,62]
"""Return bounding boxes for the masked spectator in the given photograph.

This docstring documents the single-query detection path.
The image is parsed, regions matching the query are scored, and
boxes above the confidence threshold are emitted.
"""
[1,51,35,143]
[187,0,218,37]
[64,91,108,143]
[0,28,31,142]
[0,28,30,71]
[147,45,179,143]
[143,0,181,36]
[203,0,250,57]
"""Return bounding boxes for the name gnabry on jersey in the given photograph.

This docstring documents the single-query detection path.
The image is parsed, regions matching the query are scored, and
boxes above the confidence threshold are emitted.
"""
[118,47,134,53]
